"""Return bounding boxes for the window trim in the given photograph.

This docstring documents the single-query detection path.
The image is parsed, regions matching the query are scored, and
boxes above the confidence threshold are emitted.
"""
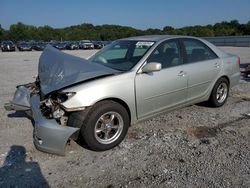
[180,38,219,64]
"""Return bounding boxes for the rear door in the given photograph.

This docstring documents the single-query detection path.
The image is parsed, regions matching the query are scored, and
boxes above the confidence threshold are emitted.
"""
[181,39,221,102]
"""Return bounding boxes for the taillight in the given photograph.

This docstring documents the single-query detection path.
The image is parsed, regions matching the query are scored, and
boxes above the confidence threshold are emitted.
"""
[237,56,240,65]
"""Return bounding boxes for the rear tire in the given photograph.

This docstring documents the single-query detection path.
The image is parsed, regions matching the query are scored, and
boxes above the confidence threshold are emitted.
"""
[69,100,130,151]
[209,77,229,107]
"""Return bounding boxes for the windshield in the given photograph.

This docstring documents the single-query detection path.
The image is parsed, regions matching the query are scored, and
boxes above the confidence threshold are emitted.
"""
[3,41,13,45]
[89,40,155,71]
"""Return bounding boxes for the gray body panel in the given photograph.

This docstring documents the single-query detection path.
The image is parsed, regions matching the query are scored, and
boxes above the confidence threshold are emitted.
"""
[62,36,240,124]
[5,35,240,155]
[4,88,79,155]
[185,59,221,101]
[4,86,31,111]
[135,66,187,119]
[31,95,79,155]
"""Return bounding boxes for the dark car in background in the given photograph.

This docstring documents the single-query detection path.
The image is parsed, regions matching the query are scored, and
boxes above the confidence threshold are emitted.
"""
[17,41,33,51]
[102,40,112,47]
[93,41,104,49]
[33,42,47,51]
[240,63,250,81]
[52,42,67,50]
[79,40,94,49]
[1,41,16,52]
[65,41,79,50]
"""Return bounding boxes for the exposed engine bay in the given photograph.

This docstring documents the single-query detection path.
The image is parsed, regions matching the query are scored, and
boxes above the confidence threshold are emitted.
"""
[40,92,71,126]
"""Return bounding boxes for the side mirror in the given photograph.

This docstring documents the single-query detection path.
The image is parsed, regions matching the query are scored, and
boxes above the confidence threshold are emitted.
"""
[141,62,162,73]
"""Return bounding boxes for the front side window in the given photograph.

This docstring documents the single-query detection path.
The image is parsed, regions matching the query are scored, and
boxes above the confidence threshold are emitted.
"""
[183,39,218,63]
[89,40,154,71]
[147,40,182,69]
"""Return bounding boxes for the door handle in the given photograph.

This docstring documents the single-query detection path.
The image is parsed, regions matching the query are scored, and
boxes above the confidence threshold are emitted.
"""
[178,71,186,77]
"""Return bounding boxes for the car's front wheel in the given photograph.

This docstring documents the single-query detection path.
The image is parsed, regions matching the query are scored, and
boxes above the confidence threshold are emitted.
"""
[70,100,130,151]
[209,77,229,107]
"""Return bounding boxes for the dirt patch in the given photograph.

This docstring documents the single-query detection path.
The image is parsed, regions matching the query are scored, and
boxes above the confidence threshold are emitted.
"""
[187,126,217,139]
[187,113,250,139]
[233,94,250,102]
[127,130,139,139]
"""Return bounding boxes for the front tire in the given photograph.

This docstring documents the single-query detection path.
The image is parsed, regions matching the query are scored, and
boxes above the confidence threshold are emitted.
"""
[209,77,229,107]
[70,101,130,151]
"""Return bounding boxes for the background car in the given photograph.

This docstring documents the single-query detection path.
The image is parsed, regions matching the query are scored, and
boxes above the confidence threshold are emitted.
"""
[102,40,112,46]
[17,41,33,51]
[240,63,250,81]
[52,42,67,50]
[93,41,104,49]
[79,40,94,49]
[32,42,47,51]
[65,41,79,50]
[1,41,16,52]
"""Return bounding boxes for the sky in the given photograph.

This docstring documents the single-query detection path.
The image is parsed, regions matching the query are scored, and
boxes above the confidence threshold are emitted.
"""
[0,0,250,30]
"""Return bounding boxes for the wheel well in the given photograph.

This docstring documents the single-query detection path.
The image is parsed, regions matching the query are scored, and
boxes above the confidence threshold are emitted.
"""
[220,75,230,87]
[207,75,230,102]
[98,98,131,124]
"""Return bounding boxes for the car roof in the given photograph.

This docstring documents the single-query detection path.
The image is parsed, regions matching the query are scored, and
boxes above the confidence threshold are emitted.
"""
[122,35,198,42]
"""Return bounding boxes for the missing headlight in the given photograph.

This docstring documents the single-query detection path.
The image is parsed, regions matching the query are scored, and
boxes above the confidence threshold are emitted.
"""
[57,92,76,103]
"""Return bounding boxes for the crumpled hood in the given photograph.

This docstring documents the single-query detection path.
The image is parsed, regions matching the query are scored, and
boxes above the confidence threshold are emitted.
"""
[38,46,118,95]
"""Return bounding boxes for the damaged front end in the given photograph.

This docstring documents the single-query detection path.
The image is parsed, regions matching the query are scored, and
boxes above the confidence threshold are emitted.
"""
[4,80,79,155]
[4,46,118,155]
[5,80,79,155]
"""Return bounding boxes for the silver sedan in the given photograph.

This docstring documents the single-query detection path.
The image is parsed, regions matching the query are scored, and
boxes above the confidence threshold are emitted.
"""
[5,35,240,155]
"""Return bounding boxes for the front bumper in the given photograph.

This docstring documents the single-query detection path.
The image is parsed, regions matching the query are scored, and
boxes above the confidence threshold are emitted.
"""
[20,47,32,51]
[4,86,79,155]
[2,46,15,51]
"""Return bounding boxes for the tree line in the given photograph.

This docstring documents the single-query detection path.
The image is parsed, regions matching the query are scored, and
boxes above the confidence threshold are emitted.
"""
[0,20,249,42]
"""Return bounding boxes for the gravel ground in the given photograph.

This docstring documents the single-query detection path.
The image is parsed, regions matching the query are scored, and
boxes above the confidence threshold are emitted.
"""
[0,47,249,188]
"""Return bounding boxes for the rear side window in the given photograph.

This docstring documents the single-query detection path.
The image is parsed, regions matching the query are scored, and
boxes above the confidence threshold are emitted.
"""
[183,40,218,63]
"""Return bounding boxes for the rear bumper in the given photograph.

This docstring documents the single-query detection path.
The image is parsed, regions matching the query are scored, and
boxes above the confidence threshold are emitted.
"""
[230,71,241,87]
[4,86,79,155]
